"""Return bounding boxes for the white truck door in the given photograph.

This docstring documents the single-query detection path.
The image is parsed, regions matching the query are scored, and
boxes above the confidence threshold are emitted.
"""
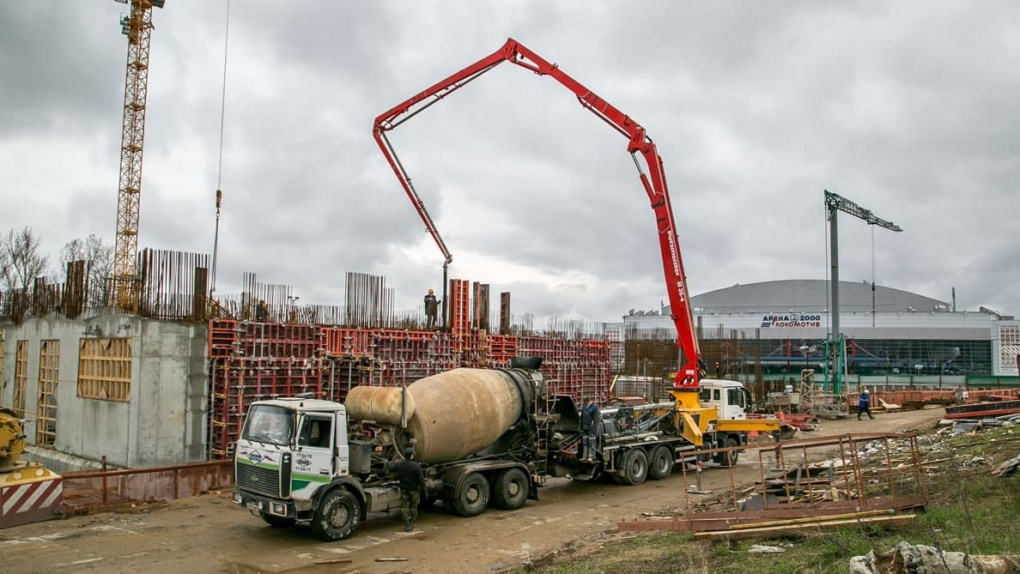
[293,414,335,497]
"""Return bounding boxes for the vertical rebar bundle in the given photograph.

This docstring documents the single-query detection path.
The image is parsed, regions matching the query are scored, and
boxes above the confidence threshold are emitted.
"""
[344,271,395,328]
[136,248,210,321]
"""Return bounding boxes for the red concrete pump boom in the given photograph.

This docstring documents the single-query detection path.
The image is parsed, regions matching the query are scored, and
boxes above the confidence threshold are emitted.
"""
[373,38,703,391]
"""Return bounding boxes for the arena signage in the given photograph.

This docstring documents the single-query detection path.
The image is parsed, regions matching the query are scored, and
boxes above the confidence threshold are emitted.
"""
[760,313,822,328]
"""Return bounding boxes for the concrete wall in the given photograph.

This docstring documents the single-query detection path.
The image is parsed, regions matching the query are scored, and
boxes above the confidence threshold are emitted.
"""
[0,315,208,468]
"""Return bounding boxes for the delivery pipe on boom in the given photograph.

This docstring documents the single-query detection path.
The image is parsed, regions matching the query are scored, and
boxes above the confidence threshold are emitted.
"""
[373,38,703,398]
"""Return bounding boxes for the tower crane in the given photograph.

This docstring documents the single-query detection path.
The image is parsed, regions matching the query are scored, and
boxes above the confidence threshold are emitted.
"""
[824,189,902,393]
[109,0,165,311]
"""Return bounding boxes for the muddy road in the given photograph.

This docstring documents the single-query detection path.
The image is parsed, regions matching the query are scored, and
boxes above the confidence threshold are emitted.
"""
[0,408,944,574]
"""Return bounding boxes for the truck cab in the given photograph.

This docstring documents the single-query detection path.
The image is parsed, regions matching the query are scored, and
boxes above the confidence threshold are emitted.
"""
[234,397,368,540]
[698,379,751,421]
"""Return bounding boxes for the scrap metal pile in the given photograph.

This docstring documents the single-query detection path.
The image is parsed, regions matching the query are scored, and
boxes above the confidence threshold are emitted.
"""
[618,432,928,539]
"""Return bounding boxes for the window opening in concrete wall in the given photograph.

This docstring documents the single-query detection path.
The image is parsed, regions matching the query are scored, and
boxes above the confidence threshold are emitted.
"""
[78,338,132,402]
[14,340,28,417]
[37,339,60,446]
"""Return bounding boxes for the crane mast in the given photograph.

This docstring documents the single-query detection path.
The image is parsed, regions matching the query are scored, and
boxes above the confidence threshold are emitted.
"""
[824,189,902,393]
[110,0,164,311]
[374,38,703,395]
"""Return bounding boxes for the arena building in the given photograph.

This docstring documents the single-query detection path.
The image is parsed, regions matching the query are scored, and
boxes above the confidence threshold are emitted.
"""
[620,279,1019,383]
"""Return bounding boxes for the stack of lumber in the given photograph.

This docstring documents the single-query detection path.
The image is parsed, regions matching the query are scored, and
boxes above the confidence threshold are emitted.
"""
[693,510,916,540]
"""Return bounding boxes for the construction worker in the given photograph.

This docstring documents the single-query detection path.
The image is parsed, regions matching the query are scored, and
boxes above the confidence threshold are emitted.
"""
[858,389,874,421]
[387,448,425,531]
[424,289,439,329]
[580,398,599,462]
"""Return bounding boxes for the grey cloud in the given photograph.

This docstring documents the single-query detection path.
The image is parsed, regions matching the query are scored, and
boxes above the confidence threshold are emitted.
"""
[2,1,1017,323]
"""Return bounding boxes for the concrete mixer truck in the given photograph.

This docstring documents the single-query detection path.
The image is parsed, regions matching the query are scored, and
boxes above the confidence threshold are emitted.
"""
[233,358,777,541]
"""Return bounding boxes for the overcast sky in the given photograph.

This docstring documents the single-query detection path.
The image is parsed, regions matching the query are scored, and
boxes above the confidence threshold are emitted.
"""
[2,1,1017,325]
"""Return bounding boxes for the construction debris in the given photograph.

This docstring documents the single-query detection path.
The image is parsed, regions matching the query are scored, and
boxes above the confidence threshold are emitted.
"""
[849,542,1020,574]
[879,398,902,411]
[618,432,927,536]
[748,544,787,554]
[992,454,1020,477]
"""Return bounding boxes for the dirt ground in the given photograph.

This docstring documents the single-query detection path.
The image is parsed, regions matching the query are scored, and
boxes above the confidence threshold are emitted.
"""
[0,407,945,574]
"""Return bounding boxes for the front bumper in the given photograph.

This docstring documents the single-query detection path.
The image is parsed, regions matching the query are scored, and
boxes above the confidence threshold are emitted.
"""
[234,489,296,519]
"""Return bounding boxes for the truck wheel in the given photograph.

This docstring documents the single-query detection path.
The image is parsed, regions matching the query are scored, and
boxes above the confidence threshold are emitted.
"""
[619,448,648,485]
[311,488,361,541]
[648,445,673,480]
[724,437,740,466]
[493,468,529,510]
[451,473,490,517]
[260,512,296,528]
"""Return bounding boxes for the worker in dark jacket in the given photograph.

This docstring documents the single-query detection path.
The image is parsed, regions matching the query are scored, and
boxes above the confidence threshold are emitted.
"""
[579,398,599,462]
[388,448,425,531]
[424,289,439,329]
[857,389,874,421]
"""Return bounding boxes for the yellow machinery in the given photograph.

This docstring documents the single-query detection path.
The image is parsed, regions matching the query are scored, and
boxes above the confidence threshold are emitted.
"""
[0,408,63,529]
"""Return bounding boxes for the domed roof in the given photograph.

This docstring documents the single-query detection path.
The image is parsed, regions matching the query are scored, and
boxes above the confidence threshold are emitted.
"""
[687,279,949,314]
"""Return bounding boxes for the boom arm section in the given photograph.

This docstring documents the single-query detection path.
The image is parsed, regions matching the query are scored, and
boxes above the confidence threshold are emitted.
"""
[372,37,702,390]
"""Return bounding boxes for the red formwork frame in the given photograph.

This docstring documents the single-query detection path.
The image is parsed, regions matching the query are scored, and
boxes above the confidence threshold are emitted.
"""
[239,322,321,359]
[323,327,375,357]
[208,319,238,358]
[208,355,324,458]
[486,334,519,365]
[208,320,612,458]
[448,279,471,336]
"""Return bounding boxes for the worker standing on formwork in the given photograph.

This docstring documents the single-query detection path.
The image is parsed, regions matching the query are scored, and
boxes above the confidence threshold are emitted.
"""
[424,289,439,329]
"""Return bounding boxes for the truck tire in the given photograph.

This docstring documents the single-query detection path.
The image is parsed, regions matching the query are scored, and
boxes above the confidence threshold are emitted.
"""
[724,437,740,466]
[619,448,649,485]
[451,472,490,517]
[713,436,740,466]
[493,468,529,510]
[311,488,361,541]
[260,512,296,528]
[648,445,673,480]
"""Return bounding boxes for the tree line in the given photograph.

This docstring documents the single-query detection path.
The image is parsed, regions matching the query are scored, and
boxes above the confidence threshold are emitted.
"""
[0,227,114,312]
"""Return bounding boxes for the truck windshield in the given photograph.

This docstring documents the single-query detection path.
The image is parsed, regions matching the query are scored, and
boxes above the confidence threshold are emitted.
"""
[243,405,294,446]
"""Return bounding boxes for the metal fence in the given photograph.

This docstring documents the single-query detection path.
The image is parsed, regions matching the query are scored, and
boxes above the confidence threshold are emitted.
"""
[61,459,234,514]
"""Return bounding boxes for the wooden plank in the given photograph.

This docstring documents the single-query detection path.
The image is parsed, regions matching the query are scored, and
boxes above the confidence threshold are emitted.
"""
[692,514,916,540]
[729,509,895,530]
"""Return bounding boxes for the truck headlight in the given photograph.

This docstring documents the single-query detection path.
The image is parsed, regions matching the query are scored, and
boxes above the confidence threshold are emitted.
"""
[271,502,287,515]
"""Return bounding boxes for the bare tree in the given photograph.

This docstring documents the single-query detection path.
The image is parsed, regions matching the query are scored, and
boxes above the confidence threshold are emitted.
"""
[60,234,114,307]
[0,227,49,293]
